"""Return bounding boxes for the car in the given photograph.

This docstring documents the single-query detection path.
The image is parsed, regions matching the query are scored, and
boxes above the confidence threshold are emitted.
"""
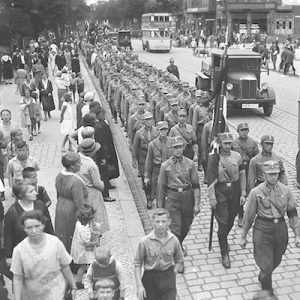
[195,48,276,116]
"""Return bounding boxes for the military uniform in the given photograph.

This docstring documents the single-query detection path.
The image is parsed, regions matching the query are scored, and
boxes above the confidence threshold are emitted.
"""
[169,109,198,160]
[248,135,287,191]
[158,136,200,261]
[208,133,246,269]
[144,122,173,202]
[177,82,192,111]
[164,99,179,129]
[241,160,300,293]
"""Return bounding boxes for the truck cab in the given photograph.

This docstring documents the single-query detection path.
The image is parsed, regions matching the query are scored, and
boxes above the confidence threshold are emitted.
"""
[195,49,276,116]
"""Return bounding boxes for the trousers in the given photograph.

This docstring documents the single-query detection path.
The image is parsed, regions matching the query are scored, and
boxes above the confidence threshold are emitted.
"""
[253,218,288,291]
[164,189,194,244]
[142,266,176,300]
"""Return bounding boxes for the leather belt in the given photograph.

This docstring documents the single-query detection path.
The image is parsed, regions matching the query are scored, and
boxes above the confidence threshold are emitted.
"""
[167,185,191,193]
[257,216,284,224]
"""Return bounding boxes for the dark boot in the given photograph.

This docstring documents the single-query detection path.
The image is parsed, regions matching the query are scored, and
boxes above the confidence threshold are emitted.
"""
[218,234,231,269]
[260,273,273,293]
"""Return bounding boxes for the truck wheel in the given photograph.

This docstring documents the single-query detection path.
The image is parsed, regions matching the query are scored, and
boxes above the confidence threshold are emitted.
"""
[263,104,273,116]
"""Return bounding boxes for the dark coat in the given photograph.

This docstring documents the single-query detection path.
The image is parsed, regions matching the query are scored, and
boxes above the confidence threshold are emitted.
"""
[55,54,66,70]
[71,57,80,74]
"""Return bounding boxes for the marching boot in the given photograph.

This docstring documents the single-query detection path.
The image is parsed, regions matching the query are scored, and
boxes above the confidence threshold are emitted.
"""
[218,234,231,269]
[260,274,273,294]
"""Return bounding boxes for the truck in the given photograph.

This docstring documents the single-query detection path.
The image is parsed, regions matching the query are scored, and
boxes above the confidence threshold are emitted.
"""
[195,48,276,116]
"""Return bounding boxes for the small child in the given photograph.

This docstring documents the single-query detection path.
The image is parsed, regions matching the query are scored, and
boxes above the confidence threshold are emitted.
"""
[22,167,52,207]
[85,246,125,300]
[77,73,85,96]
[69,72,77,103]
[71,204,101,290]
[7,129,28,161]
[6,140,39,194]
[60,93,76,152]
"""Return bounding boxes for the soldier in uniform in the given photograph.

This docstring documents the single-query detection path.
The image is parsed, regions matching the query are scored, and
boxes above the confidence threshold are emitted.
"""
[157,136,201,273]
[232,122,259,227]
[169,109,198,161]
[144,121,173,210]
[248,135,287,191]
[132,112,158,209]
[177,82,192,111]
[155,88,169,123]
[164,99,179,129]
[240,160,300,293]
[208,133,246,269]
[107,73,119,123]
[166,58,180,79]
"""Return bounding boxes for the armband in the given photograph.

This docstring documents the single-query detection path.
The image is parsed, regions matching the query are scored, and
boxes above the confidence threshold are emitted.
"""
[287,208,298,218]
[192,183,200,189]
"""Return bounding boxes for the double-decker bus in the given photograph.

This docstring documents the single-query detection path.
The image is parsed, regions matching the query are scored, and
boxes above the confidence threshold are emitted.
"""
[141,13,172,52]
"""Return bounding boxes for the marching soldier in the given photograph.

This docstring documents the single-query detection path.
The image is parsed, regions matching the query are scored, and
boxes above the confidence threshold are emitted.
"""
[157,136,201,273]
[144,121,172,209]
[232,122,259,227]
[169,109,198,161]
[132,112,158,209]
[155,88,169,123]
[164,99,179,129]
[240,160,300,294]
[177,82,192,111]
[248,135,287,191]
[107,73,119,123]
[208,133,246,269]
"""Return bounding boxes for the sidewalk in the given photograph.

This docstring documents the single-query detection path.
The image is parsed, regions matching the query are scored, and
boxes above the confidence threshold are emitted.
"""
[0,58,143,300]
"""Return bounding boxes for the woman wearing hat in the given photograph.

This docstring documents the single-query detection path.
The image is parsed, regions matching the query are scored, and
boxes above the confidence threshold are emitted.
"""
[78,138,110,231]
[55,152,88,253]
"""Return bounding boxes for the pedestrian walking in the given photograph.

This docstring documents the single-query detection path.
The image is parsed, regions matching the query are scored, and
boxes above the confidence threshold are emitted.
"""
[248,135,287,191]
[166,58,180,79]
[14,64,27,95]
[69,72,77,103]
[6,129,24,161]
[1,53,13,84]
[157,136,201,273]
[39,73,55,121]
[55,71,69,110]
[270,41,279,70]
[240,160,300,294]
[60,93,76,152]
[232,122,259,227]
[31,91,42,135]
[134,208,184,300]
[21,73,36,97]
[32,58,45,86]
[208,133,246,269]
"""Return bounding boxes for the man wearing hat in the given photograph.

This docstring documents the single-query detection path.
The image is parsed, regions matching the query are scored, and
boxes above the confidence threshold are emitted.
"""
[164,99,179,129]
[169,109,198,161]
[208,132,246,269]
[144,121,173,209]
[232,122,259,227]
[248,135,287,192]
[132,112,158,209]
[155,88,169,122]
[240,160,300,294]
[188,89,201,124]
[108,73,119,123]
[177,82,192,111]
[82,92,95,118]
[166,58,180,79]
[157,136,201,273]
[192,91,210,171]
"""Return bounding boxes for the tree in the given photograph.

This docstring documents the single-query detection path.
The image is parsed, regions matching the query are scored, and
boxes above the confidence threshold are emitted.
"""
[145,0,183,13]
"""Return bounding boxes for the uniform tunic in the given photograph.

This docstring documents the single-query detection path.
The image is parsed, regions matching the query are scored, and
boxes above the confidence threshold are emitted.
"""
[164,111,178,129]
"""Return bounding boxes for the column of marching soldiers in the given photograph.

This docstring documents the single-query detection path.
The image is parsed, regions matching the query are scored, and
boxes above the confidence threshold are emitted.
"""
[90,45,300,295]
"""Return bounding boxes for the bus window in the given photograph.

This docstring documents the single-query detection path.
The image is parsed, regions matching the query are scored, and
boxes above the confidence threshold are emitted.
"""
[151,31,155,38]
[159,16,164,21]
[151,16,154,21]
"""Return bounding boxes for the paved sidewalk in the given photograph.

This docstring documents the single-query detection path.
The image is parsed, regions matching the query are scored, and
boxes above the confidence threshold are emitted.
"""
[0,59,143,300]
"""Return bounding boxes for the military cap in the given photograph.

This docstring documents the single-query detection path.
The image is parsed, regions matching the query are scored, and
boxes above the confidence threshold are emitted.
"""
[261,135,274,144]
[171,136,184,147]
[162,88,169,94]
[138,98,146,104]
[157,121,169,130]
[182,82,189,87]
[143,112,153,120]
[131,85,138,90]
[219,133,233,142]
[178,109,187,116]
[170,98,179,106]
[263,160,280,174]
[166,93,174,99]
[195,90,202,97]
[113,73,119,77]
[237,122,249,131]
[190,86,197,92]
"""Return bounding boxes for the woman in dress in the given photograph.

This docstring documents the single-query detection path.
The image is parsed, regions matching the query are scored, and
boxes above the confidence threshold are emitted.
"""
[39,73,55,121]
[32,59,45,87]
[15,64,27,95]
[77,138,109,232]
[49,49,57,75]
[10,210,76,300]
[55,71,69,110]
[4,181,54,279]
[60,93,76,152]
[20,90,36,140]
[55,152,88,253]
[64,48,72,70]
[1,53,13,84]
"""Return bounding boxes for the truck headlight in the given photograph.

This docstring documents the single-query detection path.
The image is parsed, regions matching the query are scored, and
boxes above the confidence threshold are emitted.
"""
[261,83,268,90]
[226,83,233,91]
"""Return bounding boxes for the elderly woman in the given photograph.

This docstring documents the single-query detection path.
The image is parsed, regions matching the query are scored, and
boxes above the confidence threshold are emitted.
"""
[10,210,77,300]
[3,181,54,275]
[55,152,88,253]
[32,58,45,87]
[55,71,69,110]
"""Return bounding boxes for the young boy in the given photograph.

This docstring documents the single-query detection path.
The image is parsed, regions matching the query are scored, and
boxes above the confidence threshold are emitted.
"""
[22,167,51,207]
[6,141,39,195]
[134,209,184,300]
[85,246,125,300]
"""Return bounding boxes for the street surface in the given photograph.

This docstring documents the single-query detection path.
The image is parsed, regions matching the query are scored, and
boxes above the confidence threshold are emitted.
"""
[131,39,300,300]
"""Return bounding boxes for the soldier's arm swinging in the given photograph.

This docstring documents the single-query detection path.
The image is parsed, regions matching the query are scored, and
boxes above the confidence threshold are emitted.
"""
[239,169,247,205]
[157,165,167,208]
